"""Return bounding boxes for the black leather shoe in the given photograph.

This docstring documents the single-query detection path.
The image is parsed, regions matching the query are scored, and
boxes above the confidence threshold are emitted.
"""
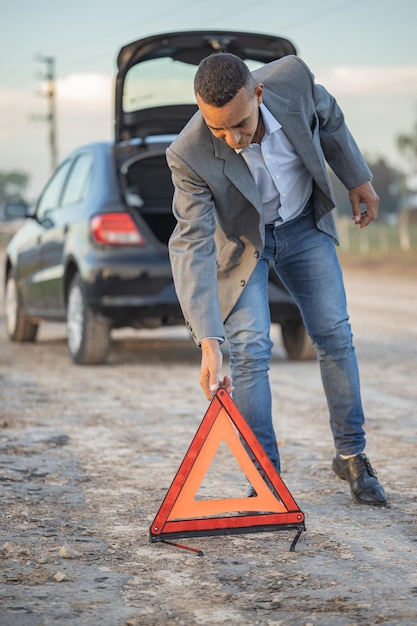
[332,453,387,506]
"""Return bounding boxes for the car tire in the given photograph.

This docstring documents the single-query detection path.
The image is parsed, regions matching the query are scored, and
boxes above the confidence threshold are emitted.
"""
[4,270,39,342]
[66,273,111,365]
[281,320,316,361]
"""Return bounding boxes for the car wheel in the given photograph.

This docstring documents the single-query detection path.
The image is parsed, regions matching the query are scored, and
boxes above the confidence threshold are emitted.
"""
[66,273,111,365]
[4,270,39,342]
[281,320,316,361]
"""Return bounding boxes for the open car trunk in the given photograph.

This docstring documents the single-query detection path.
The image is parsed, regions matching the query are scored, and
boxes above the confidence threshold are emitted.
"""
[120,148,176,245]
[114,30,297,246]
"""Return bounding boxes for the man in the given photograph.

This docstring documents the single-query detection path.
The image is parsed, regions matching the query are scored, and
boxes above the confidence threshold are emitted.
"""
[167,52,386,506]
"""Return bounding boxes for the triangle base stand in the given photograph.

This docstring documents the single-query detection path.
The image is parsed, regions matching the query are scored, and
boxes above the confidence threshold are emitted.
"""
[158,520,305,556]
[149,389,306,554]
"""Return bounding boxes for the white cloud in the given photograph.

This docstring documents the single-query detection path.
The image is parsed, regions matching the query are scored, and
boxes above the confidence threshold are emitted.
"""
[316,65,417,97]
[56,72,113,108]
[56,73,113,150]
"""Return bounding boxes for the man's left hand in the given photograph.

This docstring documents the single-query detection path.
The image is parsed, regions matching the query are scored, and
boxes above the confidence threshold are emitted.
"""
[349,181,380,229]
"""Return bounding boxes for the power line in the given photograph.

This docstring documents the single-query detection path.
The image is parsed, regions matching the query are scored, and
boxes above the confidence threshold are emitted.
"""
[0,0,198,85]
[30,0,200,56]
[0,0,372,85]
[282,0,369,30]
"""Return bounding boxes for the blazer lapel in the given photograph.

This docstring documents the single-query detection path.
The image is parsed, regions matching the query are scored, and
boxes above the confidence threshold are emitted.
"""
[262,90,332,197]
[209,88,333,209]
[213,140,263,214]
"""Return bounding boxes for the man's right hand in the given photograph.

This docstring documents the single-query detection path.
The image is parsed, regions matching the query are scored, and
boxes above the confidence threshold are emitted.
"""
[199,338,233,400]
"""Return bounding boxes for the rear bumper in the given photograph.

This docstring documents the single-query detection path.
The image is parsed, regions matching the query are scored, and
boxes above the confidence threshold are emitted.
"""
[79,251,301,329]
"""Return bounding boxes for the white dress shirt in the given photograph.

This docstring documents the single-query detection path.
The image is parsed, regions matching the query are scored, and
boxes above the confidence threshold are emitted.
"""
[238,103,313,225]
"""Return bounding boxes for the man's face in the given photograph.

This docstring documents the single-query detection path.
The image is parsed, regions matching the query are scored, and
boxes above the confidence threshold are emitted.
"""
[196,83,264,150]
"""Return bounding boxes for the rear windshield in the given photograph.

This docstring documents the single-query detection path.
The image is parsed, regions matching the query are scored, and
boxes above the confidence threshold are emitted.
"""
[123,57,263,113]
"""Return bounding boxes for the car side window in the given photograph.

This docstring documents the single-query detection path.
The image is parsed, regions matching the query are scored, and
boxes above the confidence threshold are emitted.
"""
[36,160,73,220]
[61,152,93,206]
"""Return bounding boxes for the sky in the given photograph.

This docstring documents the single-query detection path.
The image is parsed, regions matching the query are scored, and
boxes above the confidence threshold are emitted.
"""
[1,0,417,199]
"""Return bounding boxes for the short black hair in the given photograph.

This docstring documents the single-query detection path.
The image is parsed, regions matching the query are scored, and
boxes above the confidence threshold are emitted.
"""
[194,52,255,107]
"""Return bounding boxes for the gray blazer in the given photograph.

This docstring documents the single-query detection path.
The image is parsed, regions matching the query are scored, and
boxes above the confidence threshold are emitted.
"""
[167,55,371,345]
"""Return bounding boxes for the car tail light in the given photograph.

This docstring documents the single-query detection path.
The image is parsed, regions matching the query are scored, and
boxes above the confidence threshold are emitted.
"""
[90,213,145,246]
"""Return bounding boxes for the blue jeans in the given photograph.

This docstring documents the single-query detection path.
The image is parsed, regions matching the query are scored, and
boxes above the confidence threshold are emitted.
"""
[224,203,366,472]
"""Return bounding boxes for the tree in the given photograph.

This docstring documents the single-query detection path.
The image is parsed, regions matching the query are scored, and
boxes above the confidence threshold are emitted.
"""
[0,170,29,203]
[329,157,407,220]
[397,119,417,177]
[367,158,407,216]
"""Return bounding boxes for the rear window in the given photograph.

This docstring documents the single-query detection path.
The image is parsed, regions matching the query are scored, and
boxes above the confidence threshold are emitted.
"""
[123,57,263,113]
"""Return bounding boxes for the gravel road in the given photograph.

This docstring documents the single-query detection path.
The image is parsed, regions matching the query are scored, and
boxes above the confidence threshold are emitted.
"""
[1,246,416,626]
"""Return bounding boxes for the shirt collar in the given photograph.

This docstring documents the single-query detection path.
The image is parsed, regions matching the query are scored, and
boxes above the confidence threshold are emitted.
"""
[260,102,282,136]
[235,103,281,153]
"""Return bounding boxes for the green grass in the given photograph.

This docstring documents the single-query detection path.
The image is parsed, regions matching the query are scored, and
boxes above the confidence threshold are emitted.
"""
[337,222,417,254]
[336,222,417,279]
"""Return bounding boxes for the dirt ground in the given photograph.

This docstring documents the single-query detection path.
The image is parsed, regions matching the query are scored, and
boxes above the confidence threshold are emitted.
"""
[0,243,416,626]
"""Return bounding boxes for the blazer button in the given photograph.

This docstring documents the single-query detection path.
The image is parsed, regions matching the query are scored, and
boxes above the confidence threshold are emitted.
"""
[240,279,246,287]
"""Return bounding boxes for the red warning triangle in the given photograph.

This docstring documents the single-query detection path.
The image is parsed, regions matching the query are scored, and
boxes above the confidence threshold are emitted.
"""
[149,389,305,549]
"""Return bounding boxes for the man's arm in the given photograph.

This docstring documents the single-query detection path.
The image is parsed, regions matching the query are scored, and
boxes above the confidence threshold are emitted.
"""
[312,80,379,229]
[167,146,225,344]
[166,146,236,399]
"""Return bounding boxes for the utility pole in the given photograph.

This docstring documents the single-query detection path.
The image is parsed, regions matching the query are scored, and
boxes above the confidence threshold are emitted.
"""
[35,55,58,172]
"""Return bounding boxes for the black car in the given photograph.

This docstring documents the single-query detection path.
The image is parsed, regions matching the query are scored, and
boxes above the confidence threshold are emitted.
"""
[3,30,314,364]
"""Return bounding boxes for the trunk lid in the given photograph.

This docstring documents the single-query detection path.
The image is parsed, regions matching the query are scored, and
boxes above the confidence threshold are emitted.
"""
[114,30,296,144]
